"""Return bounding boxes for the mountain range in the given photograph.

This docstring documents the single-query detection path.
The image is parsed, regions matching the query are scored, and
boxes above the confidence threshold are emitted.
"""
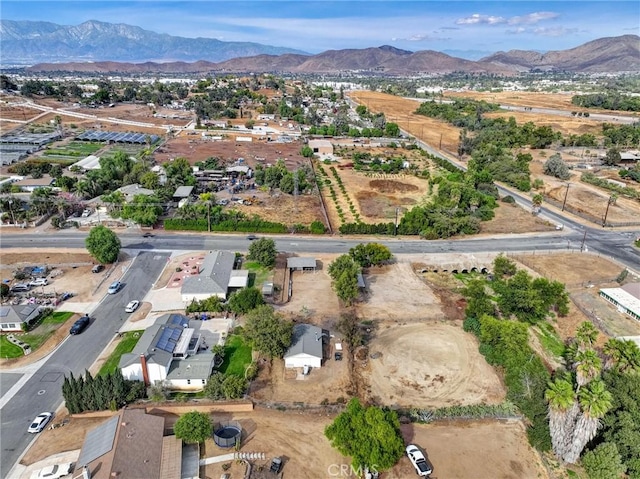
[0,19,307,65]
[2,20,639,74]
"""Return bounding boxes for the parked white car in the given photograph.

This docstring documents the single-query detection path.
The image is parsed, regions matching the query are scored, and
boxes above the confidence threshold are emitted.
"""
[28,412,53,433]
[125,300,140,313]
[30,462,74,479]
[406,444,433,477]
[29,278,49,287]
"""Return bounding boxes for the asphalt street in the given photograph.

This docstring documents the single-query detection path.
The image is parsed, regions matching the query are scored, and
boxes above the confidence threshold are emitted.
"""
[0,251,170,479]
[2,228,639,271]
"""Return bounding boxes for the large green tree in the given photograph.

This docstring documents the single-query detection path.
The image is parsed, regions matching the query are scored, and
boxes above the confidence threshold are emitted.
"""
[174,411,212,444]
[243,305,293,358]
[325,398,405,472]
[85,225,121,264]
[348,242,392,267]
[227,287,265,315]
[120,194,163,226]
[247,238,277,268]
[581,442,627,479]
[328,254,360,305]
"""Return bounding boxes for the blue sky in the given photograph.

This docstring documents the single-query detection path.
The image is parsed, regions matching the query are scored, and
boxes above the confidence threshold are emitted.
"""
[3,1,639,58]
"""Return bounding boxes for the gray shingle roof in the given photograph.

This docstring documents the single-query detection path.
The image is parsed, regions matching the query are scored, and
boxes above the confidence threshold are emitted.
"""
[181,251,235,296]
[166,353,215,380]
[284,323,323,359]
[287,257,317,269]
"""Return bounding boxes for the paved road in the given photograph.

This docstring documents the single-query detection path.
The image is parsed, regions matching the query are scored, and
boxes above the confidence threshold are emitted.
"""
[2,229,639,272]
[0,251,170,479]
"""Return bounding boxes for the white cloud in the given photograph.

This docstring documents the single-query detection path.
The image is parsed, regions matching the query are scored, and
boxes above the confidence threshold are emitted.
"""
[455,14,506,25]
[508,12,559,25]
[507,26,579,37]
[532,26,578,37]
[391,33,448,42]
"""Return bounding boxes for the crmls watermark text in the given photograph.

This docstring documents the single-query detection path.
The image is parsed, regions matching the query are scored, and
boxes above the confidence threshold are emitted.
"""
[327,464,379,477]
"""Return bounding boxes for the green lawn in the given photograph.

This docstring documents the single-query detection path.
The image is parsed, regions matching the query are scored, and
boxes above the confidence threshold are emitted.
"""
[533,321,565,358]
[219,335,252,377]
[0,335,25,359]
[243,261,272,288]
[42,311,74,325]
[98,330,143,376]
[20,311,75,352]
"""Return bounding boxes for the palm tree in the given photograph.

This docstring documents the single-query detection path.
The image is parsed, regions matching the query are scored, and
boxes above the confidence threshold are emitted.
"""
[199,192,216,232]
[575,321,598,350]
[545,377,578,460]
[564,379,613,464]
[574,349,602,387]
[603,338,640,373]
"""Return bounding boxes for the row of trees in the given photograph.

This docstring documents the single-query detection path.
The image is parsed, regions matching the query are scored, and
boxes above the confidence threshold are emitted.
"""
[62,370,146,414]
[571,93,640,112]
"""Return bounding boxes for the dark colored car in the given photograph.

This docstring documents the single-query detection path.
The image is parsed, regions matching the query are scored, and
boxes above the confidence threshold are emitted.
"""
[91,264,104,273]
[142,232,154,238]
[70,316,90,335]
[246,234,258,240]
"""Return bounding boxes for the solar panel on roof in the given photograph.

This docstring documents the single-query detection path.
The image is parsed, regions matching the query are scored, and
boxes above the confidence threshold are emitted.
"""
[169,315,184,326]
[171,328,182,341]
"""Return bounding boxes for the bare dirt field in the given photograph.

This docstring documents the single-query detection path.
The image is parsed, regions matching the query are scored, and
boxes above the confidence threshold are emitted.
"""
[479,200,555,234]
[232,193,327,229]
[275,256,341,325]
[154,134,308,167]
[0,102,45,122]
[513,252,624,286]
[527,159,640,224]
[367,322,505,408]
[250,353,350,405]
[350,91,461,153]
[35,112,167,136]
[446,90,638,118]
[357,262,442,322]
[485,110,602,136]
[395,419,549,479]
[0,249,116,303]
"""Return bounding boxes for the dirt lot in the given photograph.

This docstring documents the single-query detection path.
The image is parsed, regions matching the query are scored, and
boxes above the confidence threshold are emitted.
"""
[154,134,308,167]
[357,262,442,321]
[512,252,640,340]
[446,90,637,118]
[367,322,505,408]
[527,156,640,224]
[0,249,116,303]
[395,419,549,479]
[275,256,341,324]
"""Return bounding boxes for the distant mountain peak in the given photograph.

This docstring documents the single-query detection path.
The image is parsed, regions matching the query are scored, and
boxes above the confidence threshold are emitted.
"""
[377,45,412,55]
[0,19,309,65]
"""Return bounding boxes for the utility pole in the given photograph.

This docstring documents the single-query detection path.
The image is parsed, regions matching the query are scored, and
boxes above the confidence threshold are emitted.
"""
[580,230,587,252]
[394,207,400,236]
[439,133,442,150]
[561,183,570,211]
[602,196,613,227]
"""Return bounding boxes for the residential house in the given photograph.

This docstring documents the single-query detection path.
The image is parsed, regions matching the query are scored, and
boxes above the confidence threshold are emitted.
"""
[181,251,247,302]
[308,139,333,157]
[284,323,324,369]
[116,183,155,203]
[0,304,41,332]
[119,313,217,390]
[76,408,193,479]
[11,175,56,192]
